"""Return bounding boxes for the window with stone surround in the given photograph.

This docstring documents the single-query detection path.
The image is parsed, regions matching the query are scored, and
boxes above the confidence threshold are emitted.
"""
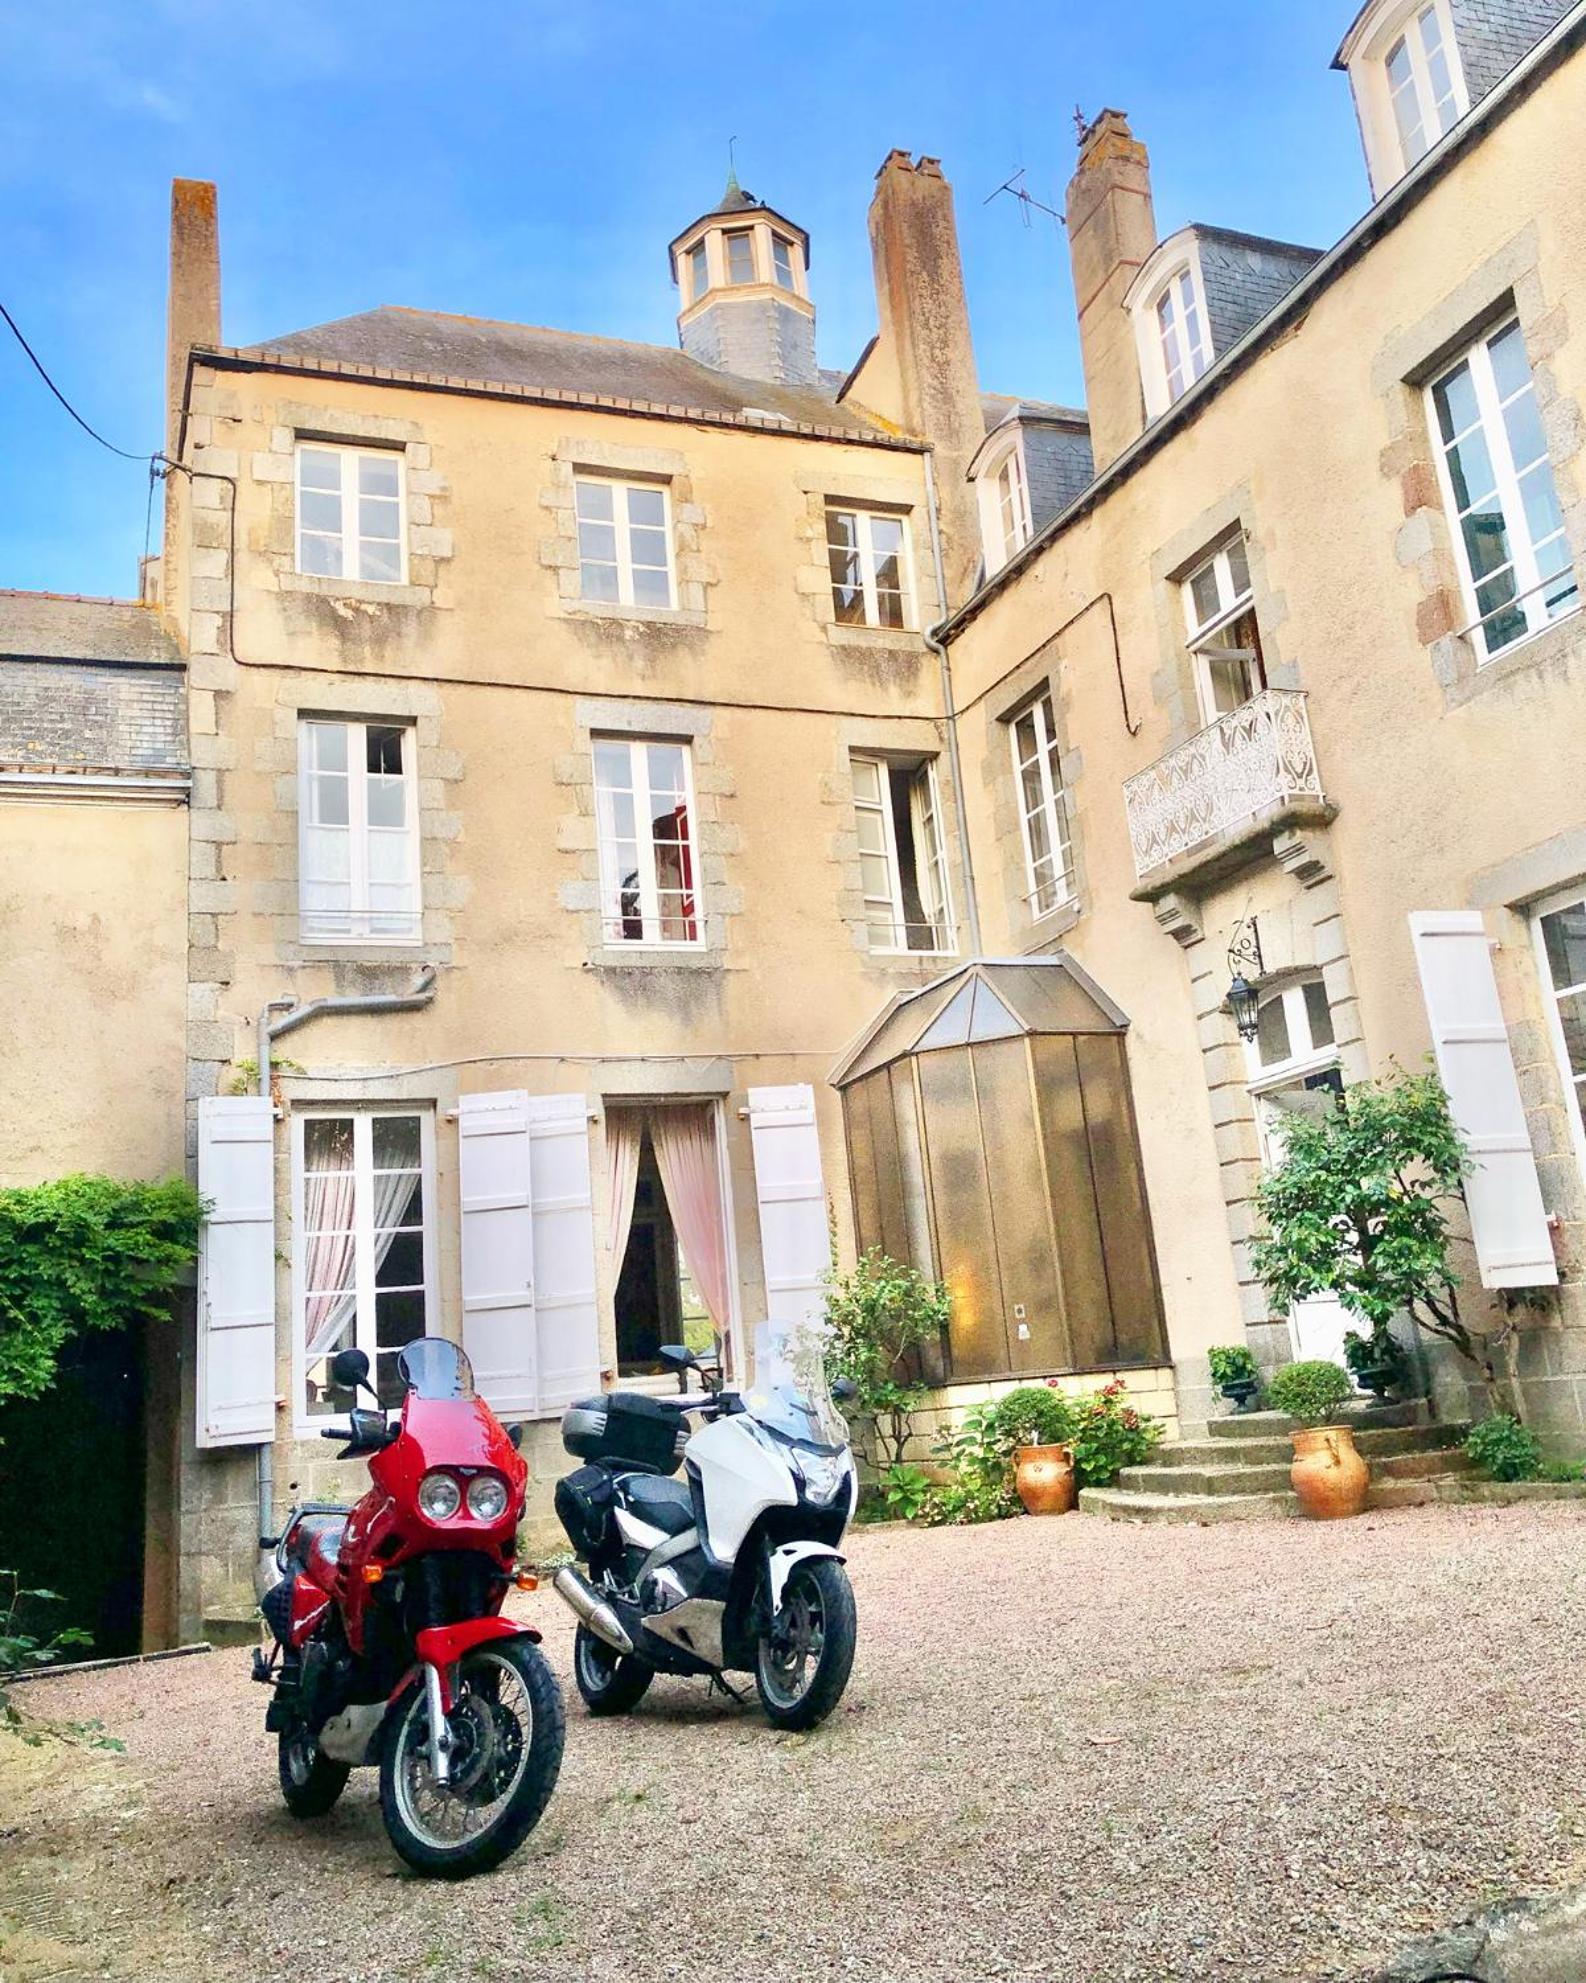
[850,753,954,955]
[295,442,405,583]
[575,476,675,609]
[1428,318,1579,662]
[298,718,421,943]
[1182,533,1268,719]
[1534,889,1586,1178]
[293,1108,435,1427]
[826,506,914,630]
[1009,693,1073,921]
[593,736,700,947]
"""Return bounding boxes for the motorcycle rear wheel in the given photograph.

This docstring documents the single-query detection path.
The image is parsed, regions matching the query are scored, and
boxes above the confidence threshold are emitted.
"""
[277,1726,351,1818]
[754,1557,856,1733]
[572,1623,654,1716]
[379,1638,565,1879]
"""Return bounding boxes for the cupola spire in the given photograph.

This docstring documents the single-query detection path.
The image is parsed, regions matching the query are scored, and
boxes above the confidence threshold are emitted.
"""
[668,175,816,386]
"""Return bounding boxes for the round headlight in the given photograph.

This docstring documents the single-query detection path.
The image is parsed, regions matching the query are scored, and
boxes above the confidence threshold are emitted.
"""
[466,1474,510,1523]
[418,1470,462,1521]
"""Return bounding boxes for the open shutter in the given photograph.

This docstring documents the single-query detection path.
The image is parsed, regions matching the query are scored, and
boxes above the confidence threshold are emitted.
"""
[195,1094,277,1448]
[458,1090,537,1417]
[526,1095,602,1414]
[747,1083,830,1328]
[1409,910,1558,1288]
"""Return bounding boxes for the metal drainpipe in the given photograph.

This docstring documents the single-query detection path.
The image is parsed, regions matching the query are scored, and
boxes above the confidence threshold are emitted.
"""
[250,964,439,1550]
[922,450,983,957]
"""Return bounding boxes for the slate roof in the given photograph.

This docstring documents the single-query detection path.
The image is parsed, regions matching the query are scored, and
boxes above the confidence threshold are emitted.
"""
[980,391,1090,433]
[0,591,180,665]
[235,306,884,436]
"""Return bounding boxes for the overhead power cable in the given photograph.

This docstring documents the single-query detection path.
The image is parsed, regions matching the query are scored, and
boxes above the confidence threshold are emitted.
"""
[0,299,154,462]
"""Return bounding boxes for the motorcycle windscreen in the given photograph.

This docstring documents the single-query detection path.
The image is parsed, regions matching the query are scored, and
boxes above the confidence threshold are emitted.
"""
[745,1321,848,1453]
[397,1336,475,1400]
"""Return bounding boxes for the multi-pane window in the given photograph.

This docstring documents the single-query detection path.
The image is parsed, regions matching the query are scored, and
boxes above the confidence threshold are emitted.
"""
[850,755,954,954]
[296,1110,433,1420]
[1251,979,1337,1074]
[1182,534,1267,718]
[827,507,912,630]
[1535,891,1586,1174]
[296,444,404,583]
[1386,3,1463,170]
[593,737,699,946]
[771,234,796,291]
[1429,319,1579,660]
[724,230,756,285]
[997,447,1032,563]
[1156,268,1211,404]
[1010,693,1073,920]
[688,239,709,301]
[575,477,675,609]
[299,719,420,942]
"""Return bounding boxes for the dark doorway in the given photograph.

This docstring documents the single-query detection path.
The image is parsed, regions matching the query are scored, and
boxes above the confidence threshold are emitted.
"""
[0,1322,147,1658]
[613,1128,715,1376]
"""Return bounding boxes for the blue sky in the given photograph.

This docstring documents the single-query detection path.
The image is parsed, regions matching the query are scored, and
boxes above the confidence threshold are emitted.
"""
[0,0,1364,598]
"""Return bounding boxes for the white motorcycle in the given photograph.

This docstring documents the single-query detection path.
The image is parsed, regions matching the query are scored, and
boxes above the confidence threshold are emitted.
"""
[549,1322,858,1731]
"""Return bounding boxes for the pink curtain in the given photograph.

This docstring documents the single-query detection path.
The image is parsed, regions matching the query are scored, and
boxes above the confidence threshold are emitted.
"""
[649,1104,732,1336]
[605,1109,643,1273]
[304,1167,419,1361]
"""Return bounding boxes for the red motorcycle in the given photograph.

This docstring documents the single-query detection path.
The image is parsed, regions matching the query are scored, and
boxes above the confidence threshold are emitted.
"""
[254,1337,564,1876]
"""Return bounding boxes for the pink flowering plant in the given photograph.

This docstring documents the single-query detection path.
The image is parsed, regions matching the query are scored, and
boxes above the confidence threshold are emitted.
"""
[1064,1379,1163,1488]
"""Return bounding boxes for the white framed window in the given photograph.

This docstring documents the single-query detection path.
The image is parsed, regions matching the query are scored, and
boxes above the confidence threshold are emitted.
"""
[1534,889,1586,1180]
[1245,977,1338,1083]
[724,229,756,285]
[1010,692,1073,920]
[295,443,406,584]
[293,1107,437,1427]
[298,718,421,943]
[1385,2,1465,171]
[1428,318,1579,662]
[593,736,700,947]
[826,506,914,630]
[688,238,709,301]
[1181,533,1267,720]
[1156,266,1211,405]
[575,477,676,609]
[770,234,797,291]
[850,754,954,955]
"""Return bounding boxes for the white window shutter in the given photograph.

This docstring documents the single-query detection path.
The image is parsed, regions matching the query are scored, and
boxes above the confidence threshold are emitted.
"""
[746,1083,830,1328]
[458,1090,538,1417]
[526,1095,602,1414]
[196,1095,278,1448]
[1409,910,1558,1288]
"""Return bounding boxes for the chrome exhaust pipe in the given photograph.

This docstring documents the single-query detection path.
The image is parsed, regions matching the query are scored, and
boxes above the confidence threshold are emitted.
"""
[552,1565,634,1654]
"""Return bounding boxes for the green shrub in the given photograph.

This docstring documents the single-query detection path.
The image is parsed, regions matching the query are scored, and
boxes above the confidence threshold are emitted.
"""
[1341,1324,1408,1384]
[823,1249,951,1471]
[988,1384,1076,1450]
[1266,1360,1354,1428]
[1537,1458,1586,1484]
[1207,1345,1259,1389]
[0,1568,118,1750]
[878,1462,934,1522]
[929,1402,1020,1525]
[1465,1414,1543,1483]
[1067,1380,1164,1486]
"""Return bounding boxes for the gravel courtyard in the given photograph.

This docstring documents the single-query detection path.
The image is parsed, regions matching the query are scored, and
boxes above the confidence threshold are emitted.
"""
[6,1505,1586,1983]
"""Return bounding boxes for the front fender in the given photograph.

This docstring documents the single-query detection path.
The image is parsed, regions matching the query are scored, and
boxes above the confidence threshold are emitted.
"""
[390,1617,541,1714]
[767,1540,845,1614]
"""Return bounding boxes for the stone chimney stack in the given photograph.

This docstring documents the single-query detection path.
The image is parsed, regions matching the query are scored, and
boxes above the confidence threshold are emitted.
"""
[165,178,220,459]
[866,151,984,605]
[1065,110,1156,474]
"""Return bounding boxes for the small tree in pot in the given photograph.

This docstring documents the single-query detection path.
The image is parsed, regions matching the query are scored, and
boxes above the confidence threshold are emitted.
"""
[1207,1344,1261,1413]
[823,1249,951,1502]
[1266,1359,1370,1518]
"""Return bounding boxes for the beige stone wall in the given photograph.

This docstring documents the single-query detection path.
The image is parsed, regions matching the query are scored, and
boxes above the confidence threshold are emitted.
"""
[944,40,1586,1441]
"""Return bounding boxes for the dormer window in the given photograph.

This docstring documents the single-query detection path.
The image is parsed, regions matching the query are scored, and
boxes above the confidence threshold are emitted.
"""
[1385,4,1461,167]
[724,230,756,285]
[1126,237,1218,423]
[972,430,1033,576]
[1335,0,1470,200]
[1156,268,1211,405]
[771,234,796,291]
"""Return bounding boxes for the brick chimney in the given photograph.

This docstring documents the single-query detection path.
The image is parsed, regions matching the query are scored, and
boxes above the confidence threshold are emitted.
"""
[165,179,220,458]
[865,151,984,606]
[1065,110,1156,474]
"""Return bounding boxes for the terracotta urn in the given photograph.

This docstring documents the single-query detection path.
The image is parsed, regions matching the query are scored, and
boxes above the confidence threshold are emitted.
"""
[1014,1442,1077,1516]
[1289,1425,1370,1520]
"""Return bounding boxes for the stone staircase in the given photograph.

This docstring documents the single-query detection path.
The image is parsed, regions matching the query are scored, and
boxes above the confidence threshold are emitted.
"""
[1079,1400,1474,1523]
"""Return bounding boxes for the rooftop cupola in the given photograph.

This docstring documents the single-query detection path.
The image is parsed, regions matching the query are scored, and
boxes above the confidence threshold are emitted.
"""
[668,172,817,386]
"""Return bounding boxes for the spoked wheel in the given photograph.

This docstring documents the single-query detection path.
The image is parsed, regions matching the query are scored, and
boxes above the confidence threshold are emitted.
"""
[277,1724,351,1818]
[572,1624,654,1717]
[754,1556,856,1732]
[379,1639,565,1878]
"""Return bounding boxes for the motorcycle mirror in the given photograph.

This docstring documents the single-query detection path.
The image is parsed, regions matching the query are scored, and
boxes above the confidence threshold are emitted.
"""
[508,1423,525,1451]
[656,1344,696,1371]
[329,1346,373,1394]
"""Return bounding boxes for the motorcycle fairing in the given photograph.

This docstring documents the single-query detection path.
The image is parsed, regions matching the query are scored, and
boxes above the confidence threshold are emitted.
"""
[767,1540,845,1613]
[686,1412,798,1560]
[288,1574,332,1647]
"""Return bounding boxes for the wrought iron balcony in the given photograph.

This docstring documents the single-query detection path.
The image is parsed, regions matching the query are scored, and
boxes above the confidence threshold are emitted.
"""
[1124,689,1328,885]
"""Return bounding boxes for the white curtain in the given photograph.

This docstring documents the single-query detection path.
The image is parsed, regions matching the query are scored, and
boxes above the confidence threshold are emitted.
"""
[649,1104,733,1336]
[304,1167,419,1362]
[605,1109,643,1273]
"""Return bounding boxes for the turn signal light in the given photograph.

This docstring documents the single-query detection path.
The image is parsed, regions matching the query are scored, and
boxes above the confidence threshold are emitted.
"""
[514,1571,538,1592]
[362,1564,385,1584]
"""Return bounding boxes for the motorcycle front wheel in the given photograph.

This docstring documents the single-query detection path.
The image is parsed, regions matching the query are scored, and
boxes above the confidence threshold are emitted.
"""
[379,1638,565,1878]
[278,1724,351,1818]
[572,1624,654,1716]
[753,1556,856,1733]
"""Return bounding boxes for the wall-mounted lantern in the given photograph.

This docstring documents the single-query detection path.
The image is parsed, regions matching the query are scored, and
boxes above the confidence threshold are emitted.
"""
[1226,917,1265,1043]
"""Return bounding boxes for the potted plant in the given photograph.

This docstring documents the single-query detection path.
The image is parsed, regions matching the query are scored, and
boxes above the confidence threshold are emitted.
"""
[1265,1360,1370,1519]
[990,1385,1078,1516]
[1207,1344,1261,1413]
[823,1249,951,1475]
[1342,1323,1407,1401]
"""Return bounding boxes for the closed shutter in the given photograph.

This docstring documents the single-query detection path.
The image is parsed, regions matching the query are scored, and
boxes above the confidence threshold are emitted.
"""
[195,1094,278,1448]
[526,1094,602,1413]
[1409,910,1558,1288]
[458,1090,537,1416]
[746,1083,830,1328]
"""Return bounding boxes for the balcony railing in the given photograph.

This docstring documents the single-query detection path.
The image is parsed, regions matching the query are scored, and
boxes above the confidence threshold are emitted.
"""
[1124,689,1325,882]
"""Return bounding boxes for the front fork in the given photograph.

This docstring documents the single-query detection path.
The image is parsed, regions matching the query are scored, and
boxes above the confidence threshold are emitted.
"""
[422,1662,454,1786]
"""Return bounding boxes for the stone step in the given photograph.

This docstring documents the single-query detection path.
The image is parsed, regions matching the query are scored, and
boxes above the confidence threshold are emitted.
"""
[1079,1485,1299,1524]
[1165,1420,1470,1466]
[1206,1400,1426,1439]
[1114,1444,1472,1501]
